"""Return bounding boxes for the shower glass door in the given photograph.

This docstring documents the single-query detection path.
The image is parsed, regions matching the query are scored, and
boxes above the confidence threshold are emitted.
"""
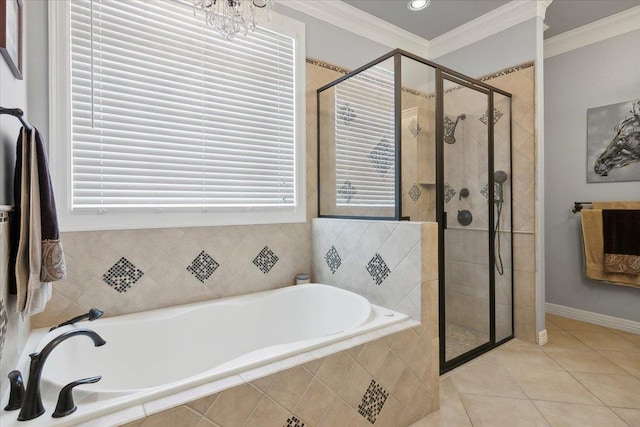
[441,74,492,365]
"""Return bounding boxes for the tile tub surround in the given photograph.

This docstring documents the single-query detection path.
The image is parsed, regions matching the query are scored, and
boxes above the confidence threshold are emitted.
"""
[31,222,311,329]
[312,219,438,322]
[122,324,439,427]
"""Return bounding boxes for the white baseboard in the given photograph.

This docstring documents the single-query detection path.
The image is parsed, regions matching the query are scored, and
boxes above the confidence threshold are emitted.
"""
[546,303,640,334]
[537,329,548,346]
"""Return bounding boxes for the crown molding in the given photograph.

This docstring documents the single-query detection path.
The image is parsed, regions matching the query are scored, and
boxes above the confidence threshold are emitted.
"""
[544,5,640,59]
[429,1,551,59]
[279,0,430,58]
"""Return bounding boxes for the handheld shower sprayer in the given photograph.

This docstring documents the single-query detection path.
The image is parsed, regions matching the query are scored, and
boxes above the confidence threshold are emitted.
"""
[444,113,466,144]
[494,170,508,203]
[493,170,508,276]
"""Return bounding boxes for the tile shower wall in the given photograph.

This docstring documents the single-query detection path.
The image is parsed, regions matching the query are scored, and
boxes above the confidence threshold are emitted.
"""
[443,63,536,343]
[312,218,437,322]
[122,325,439,427]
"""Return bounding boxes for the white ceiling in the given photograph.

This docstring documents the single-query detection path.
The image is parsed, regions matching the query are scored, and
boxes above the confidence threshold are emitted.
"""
[341,0,640,40]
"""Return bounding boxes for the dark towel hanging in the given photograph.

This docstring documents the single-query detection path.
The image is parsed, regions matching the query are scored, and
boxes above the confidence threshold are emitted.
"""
[602,209,640,275]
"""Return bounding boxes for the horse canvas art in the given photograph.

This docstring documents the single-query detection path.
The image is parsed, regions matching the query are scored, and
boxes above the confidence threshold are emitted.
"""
[587,99,640,183]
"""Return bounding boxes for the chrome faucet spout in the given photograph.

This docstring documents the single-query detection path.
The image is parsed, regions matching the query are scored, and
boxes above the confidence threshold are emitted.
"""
[17,329,106,421]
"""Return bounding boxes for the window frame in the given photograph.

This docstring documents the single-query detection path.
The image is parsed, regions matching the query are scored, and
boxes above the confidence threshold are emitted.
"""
[49,0,306,231]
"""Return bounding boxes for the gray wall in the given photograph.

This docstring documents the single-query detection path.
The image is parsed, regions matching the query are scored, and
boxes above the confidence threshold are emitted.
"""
[433,18,537,78]
[274,4,390,70]
[544,29,640,322]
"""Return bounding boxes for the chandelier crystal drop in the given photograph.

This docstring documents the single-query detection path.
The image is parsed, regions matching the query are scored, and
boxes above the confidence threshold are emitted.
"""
[192,0,274,40]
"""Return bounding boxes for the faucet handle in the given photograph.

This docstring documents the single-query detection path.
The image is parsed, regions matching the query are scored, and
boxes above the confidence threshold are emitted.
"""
[52,376,101,418]
[4,370,25,411]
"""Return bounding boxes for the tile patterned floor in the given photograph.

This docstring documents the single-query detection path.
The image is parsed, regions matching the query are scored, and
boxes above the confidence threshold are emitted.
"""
[412,314,640,427]
[446,323,489,360]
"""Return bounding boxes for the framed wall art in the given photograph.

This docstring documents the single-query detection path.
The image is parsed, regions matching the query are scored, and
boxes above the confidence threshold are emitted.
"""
[0,0,23,80]
[587,99,640,183]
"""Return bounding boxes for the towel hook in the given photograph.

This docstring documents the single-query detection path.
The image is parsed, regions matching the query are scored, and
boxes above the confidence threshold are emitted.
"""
[0,107,32,131]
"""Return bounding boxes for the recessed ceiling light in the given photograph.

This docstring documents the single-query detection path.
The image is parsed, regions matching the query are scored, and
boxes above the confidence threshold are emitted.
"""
[408,0,430,11]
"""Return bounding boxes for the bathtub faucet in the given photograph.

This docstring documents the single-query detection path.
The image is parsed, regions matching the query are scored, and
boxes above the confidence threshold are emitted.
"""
[49,307,104,331]
[17,329,106,421]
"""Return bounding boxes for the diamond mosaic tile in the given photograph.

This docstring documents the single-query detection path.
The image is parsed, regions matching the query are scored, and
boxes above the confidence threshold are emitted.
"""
[103,257,144,293]
[285,416,305,427]
[338,180,357,203]
[338,103,356,126]
[443,115,456,141]
[366,253,390,286]
[357,379,389,424]
[480,183,501,200]
[186,251,220,283]
[444,183,456,203]
[253,246,279,274]
[409,184,421,203]
[409,118,422,137]
[368,138,394,176]
[479,108,504,125]
[325,245,342,274]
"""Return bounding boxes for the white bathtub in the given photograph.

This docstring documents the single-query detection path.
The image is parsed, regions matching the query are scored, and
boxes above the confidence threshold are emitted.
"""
[2,284,411,426]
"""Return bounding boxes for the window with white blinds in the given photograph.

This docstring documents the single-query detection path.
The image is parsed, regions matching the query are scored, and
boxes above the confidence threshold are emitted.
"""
[334,67,395,207]
[56,0,304,229]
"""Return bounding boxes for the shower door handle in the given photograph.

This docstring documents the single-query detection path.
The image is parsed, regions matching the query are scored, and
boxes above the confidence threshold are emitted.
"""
[442,211,447,229]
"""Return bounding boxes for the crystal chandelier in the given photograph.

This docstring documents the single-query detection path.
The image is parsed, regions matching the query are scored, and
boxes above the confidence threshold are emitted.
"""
[192,0,274,40]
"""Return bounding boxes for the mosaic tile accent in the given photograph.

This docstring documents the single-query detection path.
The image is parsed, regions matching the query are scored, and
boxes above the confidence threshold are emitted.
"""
[285,416,305,427]
[409,184,421,203]
[253,246,279,274]
[444,183,456,203]
[338,103,356,126]
[338,180,357,203]
[186,251,219,283]
[357,379,389,424]
[103,257,144,293]
[325,245,342,274]
[366,253,391,286]
[368,138,394,176]
[479,108,504,125]
[443,116,456,141]
[480,183,501,201]
[409,118,422,137]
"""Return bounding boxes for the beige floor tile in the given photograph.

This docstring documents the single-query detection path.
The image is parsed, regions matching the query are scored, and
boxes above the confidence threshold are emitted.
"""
[612,407,640,427]
[544,349,628,374]
[545,319,561,330]
[533,400,628,427]
[543,330,592,352]
[570,330,640,352]
[460,394,550,427]
[494,346,564,372]
[572,372,640,409]
[507,368,602,405]
[619,332,640,347]
[545,315,609,333]
[450,355,527,398]
[600,351,640,377]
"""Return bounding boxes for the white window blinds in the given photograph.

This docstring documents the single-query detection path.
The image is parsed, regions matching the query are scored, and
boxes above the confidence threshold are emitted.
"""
[334,67,395,207]
[70,0,297,212]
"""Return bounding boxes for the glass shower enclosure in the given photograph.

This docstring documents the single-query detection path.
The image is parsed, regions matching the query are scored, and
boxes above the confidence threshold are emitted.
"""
[317,50,513,373]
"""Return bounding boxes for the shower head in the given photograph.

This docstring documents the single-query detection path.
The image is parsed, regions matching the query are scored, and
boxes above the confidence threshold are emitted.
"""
[494,170,508,184]
[444,113,467,144]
